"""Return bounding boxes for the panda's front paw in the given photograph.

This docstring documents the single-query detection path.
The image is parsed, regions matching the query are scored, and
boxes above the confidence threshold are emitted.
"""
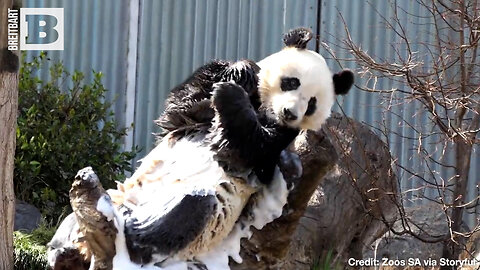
[212,82,252,113]
[211,82,258,134]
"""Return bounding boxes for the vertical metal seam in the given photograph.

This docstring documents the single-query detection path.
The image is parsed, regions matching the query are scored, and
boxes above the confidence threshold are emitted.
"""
[125,0,141,154]
[315,0,322,53]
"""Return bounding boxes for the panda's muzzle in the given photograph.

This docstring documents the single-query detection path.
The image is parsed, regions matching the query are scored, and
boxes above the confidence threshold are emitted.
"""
[282,108,298,121]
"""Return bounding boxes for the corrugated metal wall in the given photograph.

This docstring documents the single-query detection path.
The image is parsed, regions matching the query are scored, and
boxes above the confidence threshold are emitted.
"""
[22,0,479,226]
[321,0,447,205]
[23,0,130,134]
[321,0,479,226]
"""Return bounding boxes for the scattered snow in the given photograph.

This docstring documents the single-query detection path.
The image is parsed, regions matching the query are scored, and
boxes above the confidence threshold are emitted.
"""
[104,135,289,270]
[96,194,115,221]
[88,255,95,270]
[196,166,288,269]
[121,135,225,210]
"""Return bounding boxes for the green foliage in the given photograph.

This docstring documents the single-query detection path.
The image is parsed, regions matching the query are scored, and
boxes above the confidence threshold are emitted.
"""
[311,249,342,270]
[15,52,138,222]
[13,225,56,270]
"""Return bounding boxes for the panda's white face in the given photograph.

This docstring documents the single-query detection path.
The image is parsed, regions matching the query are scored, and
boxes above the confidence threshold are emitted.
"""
[257,47,335,131]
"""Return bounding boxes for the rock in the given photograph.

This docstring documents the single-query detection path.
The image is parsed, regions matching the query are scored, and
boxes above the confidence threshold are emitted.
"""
[14,200,42,233]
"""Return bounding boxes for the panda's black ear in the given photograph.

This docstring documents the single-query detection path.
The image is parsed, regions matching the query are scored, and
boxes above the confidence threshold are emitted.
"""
[333,70,354,95]
[283,27,313,49]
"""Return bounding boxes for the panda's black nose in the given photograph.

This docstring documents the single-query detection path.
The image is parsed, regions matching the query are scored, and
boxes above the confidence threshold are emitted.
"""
[282,108,298,121]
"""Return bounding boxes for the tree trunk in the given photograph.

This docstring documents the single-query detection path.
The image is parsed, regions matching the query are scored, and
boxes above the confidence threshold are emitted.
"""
[284,113,399,269]
[0,1,19,269]
[440,0,473,267]
[441,139,473,269]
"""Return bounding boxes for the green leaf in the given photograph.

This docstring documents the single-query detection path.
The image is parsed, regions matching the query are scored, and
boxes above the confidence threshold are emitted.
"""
[20,142,29,150]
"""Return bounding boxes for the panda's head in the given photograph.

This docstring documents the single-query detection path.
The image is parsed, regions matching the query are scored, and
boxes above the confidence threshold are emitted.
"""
[257,28,353,130]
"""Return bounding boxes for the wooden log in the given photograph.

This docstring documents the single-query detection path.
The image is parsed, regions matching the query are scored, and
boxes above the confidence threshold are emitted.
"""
[70,167,117,270]
[230,129,338,269]
[284,113,399,269]
[231,113,399,269]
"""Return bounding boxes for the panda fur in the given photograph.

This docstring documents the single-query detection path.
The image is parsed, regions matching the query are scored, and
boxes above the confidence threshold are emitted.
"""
[110,28,354,267]
[49,28,353,270]
[155,59,261,136]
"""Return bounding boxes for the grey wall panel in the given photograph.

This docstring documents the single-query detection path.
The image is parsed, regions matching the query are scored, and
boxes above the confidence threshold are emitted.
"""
[23,0,130,133]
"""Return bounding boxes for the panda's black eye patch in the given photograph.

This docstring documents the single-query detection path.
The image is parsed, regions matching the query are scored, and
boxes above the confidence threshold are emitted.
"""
[305,97,317,116]
[280,77,301,91]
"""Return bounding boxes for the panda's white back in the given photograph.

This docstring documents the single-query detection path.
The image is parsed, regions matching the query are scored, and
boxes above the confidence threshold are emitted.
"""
[107,134,258,266]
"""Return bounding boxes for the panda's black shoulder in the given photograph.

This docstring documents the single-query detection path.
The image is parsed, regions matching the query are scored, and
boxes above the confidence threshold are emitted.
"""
[157,59,259,136]
[168,60,232,101]
[156,60,232,134]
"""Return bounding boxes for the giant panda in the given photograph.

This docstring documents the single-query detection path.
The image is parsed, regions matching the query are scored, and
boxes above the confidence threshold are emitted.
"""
[48,27,353,270]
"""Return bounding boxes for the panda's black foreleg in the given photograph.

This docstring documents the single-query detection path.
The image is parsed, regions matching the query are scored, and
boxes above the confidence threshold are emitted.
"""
[219,60,260,104]
[211,82,299,184]
[211,81,259,146]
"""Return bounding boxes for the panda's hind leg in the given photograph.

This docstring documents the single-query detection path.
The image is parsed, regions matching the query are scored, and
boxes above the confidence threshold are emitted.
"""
[124,194,217,264]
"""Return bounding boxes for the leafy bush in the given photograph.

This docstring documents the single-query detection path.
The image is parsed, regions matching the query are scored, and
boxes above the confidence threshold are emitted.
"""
[13,225,55,270]
[15,52,138,222]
